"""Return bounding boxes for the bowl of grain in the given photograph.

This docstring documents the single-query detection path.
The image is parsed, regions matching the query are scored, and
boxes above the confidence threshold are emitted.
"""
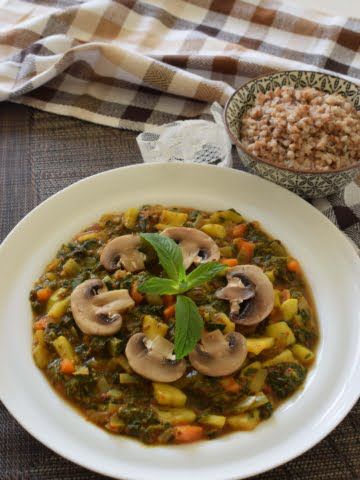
[224,70,360,198]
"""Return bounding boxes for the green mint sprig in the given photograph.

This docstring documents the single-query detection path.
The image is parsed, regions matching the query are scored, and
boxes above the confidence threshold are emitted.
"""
[138,233,226,359]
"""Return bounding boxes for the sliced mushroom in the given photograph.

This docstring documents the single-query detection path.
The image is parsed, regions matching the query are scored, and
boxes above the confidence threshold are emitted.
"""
[216,265,274,326]
[161,227,220,269]
[71,279,134,335]
[125,333,186,382]
[189,329,247,377]
[100,234,145,272]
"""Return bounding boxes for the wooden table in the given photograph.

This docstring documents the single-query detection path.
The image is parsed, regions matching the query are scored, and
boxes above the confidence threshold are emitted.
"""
[0,101,359,480]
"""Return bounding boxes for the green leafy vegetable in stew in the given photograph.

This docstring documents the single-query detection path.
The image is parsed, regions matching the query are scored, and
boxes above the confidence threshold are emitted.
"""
[31,205,318,445]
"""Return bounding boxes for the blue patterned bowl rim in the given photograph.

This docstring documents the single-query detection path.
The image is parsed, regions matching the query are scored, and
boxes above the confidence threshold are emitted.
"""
[224,70,360,175]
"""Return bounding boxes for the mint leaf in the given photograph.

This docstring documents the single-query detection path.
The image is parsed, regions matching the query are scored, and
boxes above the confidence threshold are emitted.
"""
[140,233,185,282]
[174,295,203,359]
[138,277,180,295]
[185,262,226,290]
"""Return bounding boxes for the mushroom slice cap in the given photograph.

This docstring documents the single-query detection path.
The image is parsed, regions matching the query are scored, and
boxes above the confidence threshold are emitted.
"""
[216,265,274,326]
[161,226,220,269]
[189,329,247,377]
[125,333,186,382]
[70,278,134,336]
[100,234,145,272]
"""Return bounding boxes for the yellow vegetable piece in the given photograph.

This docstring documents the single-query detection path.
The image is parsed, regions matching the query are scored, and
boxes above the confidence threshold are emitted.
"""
[226,409,260,431]
[76,231,103,242]
[115,354,132,373]
[159,209,188,226]
[241,361,262,377]
[153,383,187,407]
[119,373,138,384]
[249,368,268,393]
[273,289,281,308]
[262,349,295,367]
[45,272,57,281]
[46,258,60,272]
[145,294,163,306]
[213,312,235,334]
[142,315,168,340]
[291,344,315,365]
[47,297,70,319]
[46,287,67,311]
[281,298,298,321]
[246,337,275,355]
[209,210,243,224]
[33,343,50,369]
[201,224,226,239]
[123,207,139,229]
[155,407,196,425]
[199,414,226,429]
[61,258,80,277]
[53,335,77,362]
[265,271,275,283]
[265,322,296,347]
[220,246,234,258]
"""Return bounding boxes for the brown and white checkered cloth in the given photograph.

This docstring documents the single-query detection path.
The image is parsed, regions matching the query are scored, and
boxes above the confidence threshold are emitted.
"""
[0,0,359,248]
[0,0,359,132]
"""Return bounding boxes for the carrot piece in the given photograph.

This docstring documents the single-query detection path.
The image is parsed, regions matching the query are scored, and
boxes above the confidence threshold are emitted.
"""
[163,304,176,320]
[162,295,176,306]
[60,358,75,375]
[235,239,255,262]
[130,282,144,304]
[287,260,300,273]
[174,425,204,443]
[33,316,51,330]
[220,376,241,393]
[232,224,247,238]
[220,258,238,267]
[36,287,53,303]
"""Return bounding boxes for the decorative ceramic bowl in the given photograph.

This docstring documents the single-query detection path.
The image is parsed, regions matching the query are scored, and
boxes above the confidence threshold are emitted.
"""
[224,70,360,198]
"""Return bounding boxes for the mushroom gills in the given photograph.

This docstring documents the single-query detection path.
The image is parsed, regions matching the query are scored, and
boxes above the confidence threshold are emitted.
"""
[125,333,186,382]
[189,329,247,377]
[100,234,146,272]
[70,279,135,335]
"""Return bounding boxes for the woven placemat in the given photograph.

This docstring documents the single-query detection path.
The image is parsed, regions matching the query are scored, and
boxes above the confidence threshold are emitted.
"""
[0,103,359,480]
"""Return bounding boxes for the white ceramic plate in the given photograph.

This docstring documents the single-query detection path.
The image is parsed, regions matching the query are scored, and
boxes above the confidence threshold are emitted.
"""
[0,163,359,480]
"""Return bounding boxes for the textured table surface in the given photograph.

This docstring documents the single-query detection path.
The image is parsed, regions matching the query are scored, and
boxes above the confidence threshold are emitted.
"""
[0,102,359,480]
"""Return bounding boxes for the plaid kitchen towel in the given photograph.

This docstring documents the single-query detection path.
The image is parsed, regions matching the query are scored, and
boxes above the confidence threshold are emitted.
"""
[0,0,359,132]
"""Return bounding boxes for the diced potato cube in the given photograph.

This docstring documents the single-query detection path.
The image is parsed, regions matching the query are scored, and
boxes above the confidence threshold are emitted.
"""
[123,207,139,229]
[153,383,187,407]
[159,210,188,226]
[47,297,70,319]
[46,287,67,311]
[281,298,298,321]
[265,322,296,347]
[119,373,138,384]
[273,289,281,308]
[61,258,80,277]
[115,354,132,373]
[226,409,260,431]
[155,407,196,425]
[262,349,295,367]
[53,335,77,362]
[76,231,103,242]
[143,315,168,340]
[209,210,243,224]
[198,414,226,429]
[73,366,89,376]
[33,343,50,369]
[145,294,163,305]
[213,312,235,334]
[246,337,275,355]
[201,224,226,239]
[241,361,262,377]
[249,368,268,393]
[291,343,315,365]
